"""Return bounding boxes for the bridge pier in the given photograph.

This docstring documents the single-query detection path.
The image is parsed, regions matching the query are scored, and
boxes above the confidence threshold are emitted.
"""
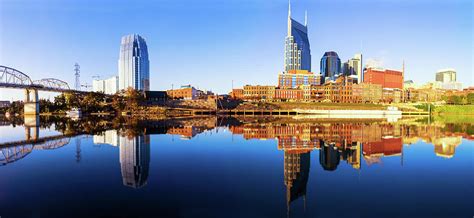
[24,89,39,115]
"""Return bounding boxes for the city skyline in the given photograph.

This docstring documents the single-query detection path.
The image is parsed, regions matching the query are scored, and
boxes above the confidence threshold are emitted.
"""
[0,0,472,100]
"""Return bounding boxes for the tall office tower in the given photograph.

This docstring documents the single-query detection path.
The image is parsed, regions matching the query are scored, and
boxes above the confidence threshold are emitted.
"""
[436,69,456,83]
[350,54,363,83]
[118,34,150,91]
[284,1,311,72]
[320,51,341,83]
[343,54,363,83]
[119,134,150,189]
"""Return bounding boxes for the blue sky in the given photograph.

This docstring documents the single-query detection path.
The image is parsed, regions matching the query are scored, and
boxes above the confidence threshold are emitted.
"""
[0,0,472,100]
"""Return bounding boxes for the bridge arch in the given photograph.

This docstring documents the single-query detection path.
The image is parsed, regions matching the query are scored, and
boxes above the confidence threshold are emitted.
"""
[33,78,70,90]
[0,145,34,166]
[0,65,33,86]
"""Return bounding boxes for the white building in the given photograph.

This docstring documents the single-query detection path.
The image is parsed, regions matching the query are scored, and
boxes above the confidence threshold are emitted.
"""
[92,76,119,95]
[93,130,119,146]
[436,69,456,83]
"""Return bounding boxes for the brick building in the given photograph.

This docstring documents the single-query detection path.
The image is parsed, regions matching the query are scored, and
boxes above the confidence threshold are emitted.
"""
[230,88,244,99]
[363,67,404,89]
[323,76,356,103]
[243,85,276,100]
[167,85,198,100]
[352,83,382,103]
[278,70,322,89]
[275,88,303,101]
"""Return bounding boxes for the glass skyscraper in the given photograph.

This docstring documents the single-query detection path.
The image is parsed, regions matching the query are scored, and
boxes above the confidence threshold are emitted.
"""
[320,51,341,82]
[284,1,311,72]
[118,34,150,91]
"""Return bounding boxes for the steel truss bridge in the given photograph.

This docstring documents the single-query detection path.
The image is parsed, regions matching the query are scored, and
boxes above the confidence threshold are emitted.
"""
[1,65,93,115]
[0,65,78,92]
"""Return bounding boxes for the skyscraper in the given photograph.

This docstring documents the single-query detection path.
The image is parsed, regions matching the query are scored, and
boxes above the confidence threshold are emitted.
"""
[118,34,150,91]
[342,54,363,83]
[320,51,341,83]
[350,54,363,83]
[284,1,311,72]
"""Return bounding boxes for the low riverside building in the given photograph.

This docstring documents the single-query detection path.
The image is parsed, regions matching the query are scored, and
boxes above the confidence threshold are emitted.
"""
[352,83,382,103]
[382,88,403,103]
[310,86,325,102]
[167,85,197,100]
[323,76,356,103]
[230,89,244,99]
[364,67,404,89]
[243,85,275,101]
[144,91,168,104]
[278,70,322,89]
[404,88,443,103]
[275,88,303,101]
[0,100,11,108]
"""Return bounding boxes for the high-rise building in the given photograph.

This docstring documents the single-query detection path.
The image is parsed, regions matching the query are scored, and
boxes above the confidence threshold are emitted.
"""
[320,51,341,83]
[436,69,456,83]
[118,34,150,91]
[284,1,311,72]
[92,76,119,95]
[348,54,363,83]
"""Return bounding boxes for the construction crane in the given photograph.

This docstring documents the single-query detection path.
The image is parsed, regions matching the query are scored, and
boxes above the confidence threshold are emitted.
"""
[81,83,92,90]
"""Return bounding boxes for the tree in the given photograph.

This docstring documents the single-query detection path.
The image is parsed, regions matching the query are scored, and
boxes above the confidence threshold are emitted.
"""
[124,87,144,111]
[450,95,462,105]
[467,93,474,105]
[54,94,67,111]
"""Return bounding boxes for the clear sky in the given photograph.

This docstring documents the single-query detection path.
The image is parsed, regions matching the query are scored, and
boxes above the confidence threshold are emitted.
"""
[0,0,472,100]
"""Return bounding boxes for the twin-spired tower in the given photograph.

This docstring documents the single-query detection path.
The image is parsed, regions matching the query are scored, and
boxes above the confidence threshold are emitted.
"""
[284,0,311,73]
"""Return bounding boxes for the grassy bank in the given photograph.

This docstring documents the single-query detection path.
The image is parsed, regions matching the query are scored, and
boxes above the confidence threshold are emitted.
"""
[433,105,474,115]
[432,114,474,123]
[238,102,387,111]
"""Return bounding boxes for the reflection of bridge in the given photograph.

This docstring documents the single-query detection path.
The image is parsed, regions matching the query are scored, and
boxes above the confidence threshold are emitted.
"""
[0,137,71,165]
[0,65,89,116]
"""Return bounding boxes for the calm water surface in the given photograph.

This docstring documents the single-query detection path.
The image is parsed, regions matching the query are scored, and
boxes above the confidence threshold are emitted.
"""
[0,116,473,218]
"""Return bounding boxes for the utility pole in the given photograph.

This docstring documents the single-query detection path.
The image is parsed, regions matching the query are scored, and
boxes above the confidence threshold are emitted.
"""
[74,63,81,91]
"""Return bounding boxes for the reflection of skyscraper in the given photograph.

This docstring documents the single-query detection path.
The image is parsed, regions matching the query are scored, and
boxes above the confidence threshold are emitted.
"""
[119,134,150,189]
[319,141,340,171]
[284,151,310,213]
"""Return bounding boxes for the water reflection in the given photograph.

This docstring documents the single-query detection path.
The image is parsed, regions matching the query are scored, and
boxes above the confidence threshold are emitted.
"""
[0,116,473,216]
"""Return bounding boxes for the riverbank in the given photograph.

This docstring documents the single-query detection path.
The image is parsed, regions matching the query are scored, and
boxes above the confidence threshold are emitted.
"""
[432,105,474,115]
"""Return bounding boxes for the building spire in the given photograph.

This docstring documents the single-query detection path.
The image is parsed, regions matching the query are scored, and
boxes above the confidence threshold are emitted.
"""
[305,10,308,26]
[287,0,292,36]
[288,0,291,18]
[402,60,405,79]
